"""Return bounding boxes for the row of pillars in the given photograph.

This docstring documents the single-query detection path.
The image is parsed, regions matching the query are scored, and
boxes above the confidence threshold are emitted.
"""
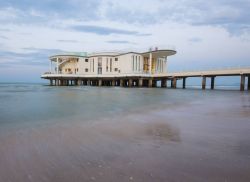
[49,75,250,91]
[49,78,156,87]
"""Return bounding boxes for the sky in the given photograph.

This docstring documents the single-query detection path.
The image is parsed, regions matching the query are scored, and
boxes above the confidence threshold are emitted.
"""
[0,0,250,83]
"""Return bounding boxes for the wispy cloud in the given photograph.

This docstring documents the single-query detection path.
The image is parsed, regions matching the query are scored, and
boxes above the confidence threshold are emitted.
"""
[188,37,202,43]
[106,40,136,44]
[70,25,141,36]
[0,48,64,67]
[57,40,79,43]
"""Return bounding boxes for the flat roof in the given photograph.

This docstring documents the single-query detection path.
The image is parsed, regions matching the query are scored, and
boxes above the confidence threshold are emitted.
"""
[50,49,176,60]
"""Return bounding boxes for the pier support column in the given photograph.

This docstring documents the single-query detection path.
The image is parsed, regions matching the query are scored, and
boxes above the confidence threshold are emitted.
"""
[240,75,245,91]
[120,79,124,87]
[148,79,153,87]
[152,80,157,87]
[128,79,133,87]
[161,79,166,88]
[50,79,53,86]
[202,76,206,90]
[77,80,81,86]
[55,79,59,86]
[182,77,186,89]
[172,78,177,89]
[112,80,115,86]
[211,76,215,90]
[139,79,143,87]
[98,79,102,86]
[87,80,90,86]
[248,75,250,91]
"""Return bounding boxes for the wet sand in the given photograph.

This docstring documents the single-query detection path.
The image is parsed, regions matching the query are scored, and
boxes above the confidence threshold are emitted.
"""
[0,98,250,182]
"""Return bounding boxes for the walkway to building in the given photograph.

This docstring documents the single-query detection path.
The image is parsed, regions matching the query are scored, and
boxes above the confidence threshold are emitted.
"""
[42,67,250,91]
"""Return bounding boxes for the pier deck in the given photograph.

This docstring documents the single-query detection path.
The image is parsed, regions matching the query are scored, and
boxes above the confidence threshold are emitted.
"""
[42,67,250,91]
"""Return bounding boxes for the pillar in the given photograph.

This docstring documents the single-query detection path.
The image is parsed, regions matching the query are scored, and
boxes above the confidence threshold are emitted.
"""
[152,80,157,87]
[55,79,59,86]
[148,79,153,87]
[56,57,59,74]
[173,78,177,89]
[120,79,124,87]
[211,77,215,90]
[112,80,115,86]
[98,79,102,86]
[50,61,52,73]
[161,79,166,88]
[202,76,206,90]
[182,77,186,89]
[77,79,81,86]
[248,75,250,91]
[139,78,143,87]
[128,79,133,87]
[149,53,152,74]
[240,75,245,91]
[50,79,53,86]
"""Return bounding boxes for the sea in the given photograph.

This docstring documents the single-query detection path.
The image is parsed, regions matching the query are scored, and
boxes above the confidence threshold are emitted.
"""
[0,83,250,182]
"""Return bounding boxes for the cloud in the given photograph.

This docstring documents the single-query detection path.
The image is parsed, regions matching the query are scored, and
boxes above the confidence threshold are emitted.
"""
[70,25,142,36]
[188,37,202,43]
[0,35,8,39]
[1,0,249,35]
[106,40,136,44]
[57,40,79,43]
[0,48,64,67]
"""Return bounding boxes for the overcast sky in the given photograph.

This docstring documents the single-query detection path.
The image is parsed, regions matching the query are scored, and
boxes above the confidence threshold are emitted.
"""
[0,0,250,82]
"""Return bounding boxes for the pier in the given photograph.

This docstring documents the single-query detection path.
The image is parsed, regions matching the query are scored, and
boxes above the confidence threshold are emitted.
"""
[42,67,250,91]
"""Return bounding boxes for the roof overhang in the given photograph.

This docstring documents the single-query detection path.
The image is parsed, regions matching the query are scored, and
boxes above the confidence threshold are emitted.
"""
[141,49,176,58]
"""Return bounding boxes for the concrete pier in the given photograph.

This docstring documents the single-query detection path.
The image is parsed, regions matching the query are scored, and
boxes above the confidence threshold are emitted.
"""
[240,75,245,91]
[202,76,206,90]
[98,79,102,86]
[172,78,177,89]
[161,79,166,88]
[148,79,153,87]
[248,75,250,91]
[182,77,186,89]
[211,77,215,90]
[43,67,250,91]
[128,79,133,87]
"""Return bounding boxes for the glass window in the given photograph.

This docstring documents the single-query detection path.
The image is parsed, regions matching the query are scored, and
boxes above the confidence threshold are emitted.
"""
[85,68,88,72]
[85,59,88,62]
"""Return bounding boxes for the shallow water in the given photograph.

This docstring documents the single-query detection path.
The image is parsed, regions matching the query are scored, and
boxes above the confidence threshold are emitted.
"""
[0,83,250,182]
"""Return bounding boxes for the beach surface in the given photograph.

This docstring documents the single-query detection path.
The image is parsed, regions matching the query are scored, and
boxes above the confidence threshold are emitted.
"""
[0,84,250,182]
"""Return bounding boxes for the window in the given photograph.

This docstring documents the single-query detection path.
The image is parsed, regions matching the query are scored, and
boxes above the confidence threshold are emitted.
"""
[115,58,118,61]
[85,68,88,72]
[114,68,118,72]
[85,59,88,62]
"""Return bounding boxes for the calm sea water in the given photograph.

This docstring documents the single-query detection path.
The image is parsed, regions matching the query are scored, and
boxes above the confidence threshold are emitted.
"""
[0,83,250,182]
[0,83,245,127]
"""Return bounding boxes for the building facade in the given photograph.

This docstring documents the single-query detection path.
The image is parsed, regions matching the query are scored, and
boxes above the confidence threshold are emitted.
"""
[41,49,176,87]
